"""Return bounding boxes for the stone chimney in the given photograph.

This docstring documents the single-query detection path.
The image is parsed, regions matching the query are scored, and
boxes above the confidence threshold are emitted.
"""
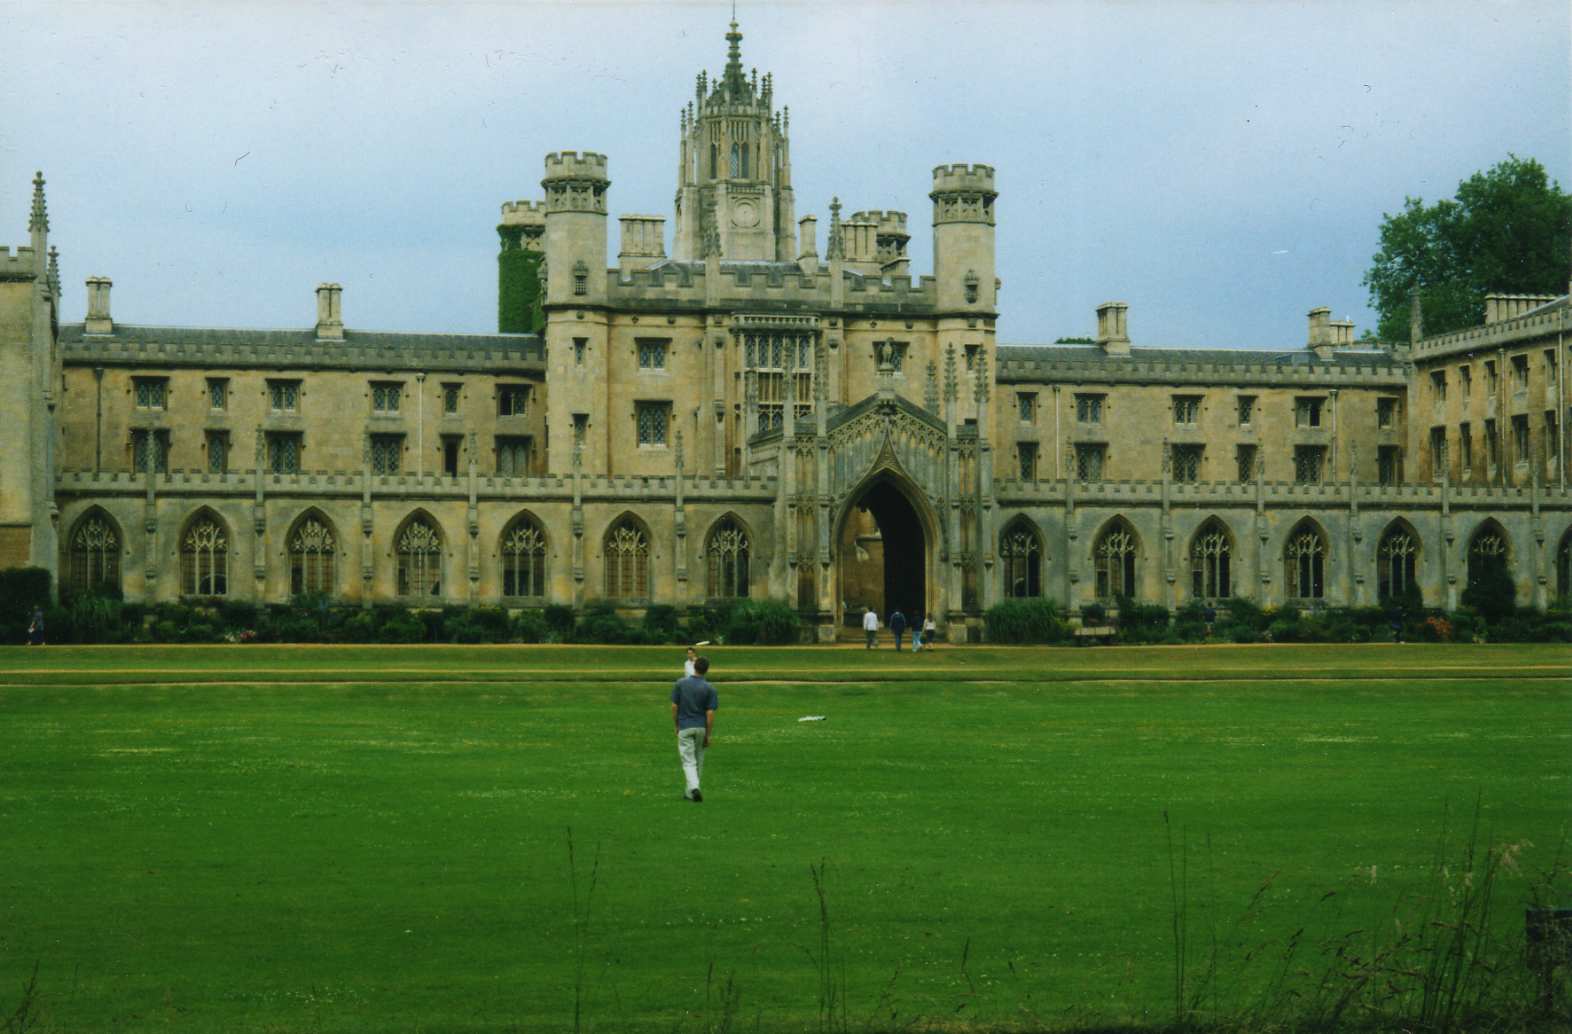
[84,276,113,335]
[1096,301,1130,356]
[315,283,343,341]
[1484,293,1557,324]
[797,215,818,274]
[617,214,666,273]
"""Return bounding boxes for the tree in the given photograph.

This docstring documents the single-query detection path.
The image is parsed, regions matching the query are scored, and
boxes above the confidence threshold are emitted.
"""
[1363,156,1572,342]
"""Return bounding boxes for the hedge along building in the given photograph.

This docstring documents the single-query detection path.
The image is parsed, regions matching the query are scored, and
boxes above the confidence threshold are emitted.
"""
[5,18,1572,639]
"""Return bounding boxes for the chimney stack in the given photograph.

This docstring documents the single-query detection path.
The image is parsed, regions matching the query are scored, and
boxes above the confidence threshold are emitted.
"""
[1484,292,1557,324]
[1096,301,1130,356]
[315,283,343,341]
[84,276,113,335]
[617,214,667,273]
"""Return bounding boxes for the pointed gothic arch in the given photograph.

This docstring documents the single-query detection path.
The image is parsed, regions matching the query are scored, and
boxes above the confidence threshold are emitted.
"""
[1283,518,1328,600]
[1557,526,1572,602]
[394,510,445,599]
[833,460,942,623]
[1000,516,1044,598]
[500,511,548,599]
[1093,517,1140,600]
[703,513,752,599]
[1465,519,1511,596]
[1376,518,1422,603]
[65,508,122,598]
[287,509,339,597]
[180,508,231,597]
[1188,517,1234,600]
[604,512,652,600]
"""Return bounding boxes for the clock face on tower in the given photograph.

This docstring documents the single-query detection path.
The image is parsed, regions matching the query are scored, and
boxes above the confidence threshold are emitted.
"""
[731,199,759,228]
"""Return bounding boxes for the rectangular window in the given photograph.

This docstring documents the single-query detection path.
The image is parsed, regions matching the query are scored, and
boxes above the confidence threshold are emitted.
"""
[497,384,529,417]
[1075,393,1103,424]
[1171,395,1201,426]
[1074,443,1105,482]
[573,272,588,296]
[1377,397,1397,429]
[1511,414,1528,462]
[573,338,587,366]
[572,413,589,442]
[266,432,302,474]
[636,402,669,446]
[133,377,168,410]
[1511,354,1529,391]
[1485,419,1500,469]
[496,435,532,476]
[1429,370,1447,402]
[207,378,228,410]
[964,344,980,371]
[268,379,301,413]
[1485,360,1499,394]
[369,434,402,475]
[1294,396,1324,428]
[1235,444,1257,483]
[1293,445,1325,484]
[1237,395,1256,427]
[205,430,229,474]
[1460,423,1473,471]
[1017,392,1038,424]
[885,341,908,373]
[1547,410,1559,469]
[370,381,402,413]
[637,340,668,370]
[442,383,461,415]
[1378,445,1403,486]
[131,429,170,473]
[442,435,462,478]
[1017,442,1038,480]
[1171,443,1202,483]
[1430,427,1447,479]
[1459,365,1472,399]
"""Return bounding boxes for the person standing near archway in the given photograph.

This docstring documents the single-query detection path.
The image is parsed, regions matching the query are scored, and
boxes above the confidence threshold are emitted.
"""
[889,608,907,651]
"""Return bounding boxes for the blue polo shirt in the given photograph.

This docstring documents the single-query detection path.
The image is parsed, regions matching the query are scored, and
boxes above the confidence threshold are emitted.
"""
[671,675,718,730]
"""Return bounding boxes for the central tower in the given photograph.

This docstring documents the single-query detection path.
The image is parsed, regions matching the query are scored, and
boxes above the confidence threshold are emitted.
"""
[671,19,796,261]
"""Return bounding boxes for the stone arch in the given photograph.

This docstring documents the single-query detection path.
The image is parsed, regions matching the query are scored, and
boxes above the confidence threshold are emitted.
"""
[286,508,339,598]
[1375,517,1422,604]
[393,509,445,600]
[1556,524,1572,602]
[179,507,231,597]
[833,460,943,624]
[64,507,123,598]
[1465,518,1511,599]
[1283,517,1329,601]
[499,510,548,599]
[1188,516,1235,601]
[604,511,653,600]
[999,515,1044,598]
[702,512,753,600]
[1092,516,1140,601]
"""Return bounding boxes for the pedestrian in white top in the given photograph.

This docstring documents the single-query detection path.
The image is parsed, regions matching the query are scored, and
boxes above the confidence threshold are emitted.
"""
[683,646,698,678]
[862,607,879,649]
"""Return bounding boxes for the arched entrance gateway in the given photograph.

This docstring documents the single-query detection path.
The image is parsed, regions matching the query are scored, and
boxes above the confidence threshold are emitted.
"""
[836,475,930,628]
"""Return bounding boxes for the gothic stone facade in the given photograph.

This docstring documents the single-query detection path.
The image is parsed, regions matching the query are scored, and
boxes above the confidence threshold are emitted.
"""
[5,21,1571,640]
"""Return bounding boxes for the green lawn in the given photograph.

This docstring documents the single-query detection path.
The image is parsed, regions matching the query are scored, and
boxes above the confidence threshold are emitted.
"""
[0,644,1567,1033]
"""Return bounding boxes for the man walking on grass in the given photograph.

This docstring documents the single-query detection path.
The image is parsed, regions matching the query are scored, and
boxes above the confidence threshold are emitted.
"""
[672,655,718,802]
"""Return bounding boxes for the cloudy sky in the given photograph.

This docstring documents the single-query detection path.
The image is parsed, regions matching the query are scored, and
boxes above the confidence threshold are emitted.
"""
[5,0,1568,348]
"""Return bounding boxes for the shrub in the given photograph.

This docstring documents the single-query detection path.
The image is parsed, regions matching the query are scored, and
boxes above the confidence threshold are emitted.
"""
[984,598,1068,644]
[0,567,53,642]
[378,611,425,644]
[340,611,377,642]
[1172,602,1209,642]
[544,605,576,642]
[514,609,550,643]
[68,593,125,643]
[466,607,513,643]
[722,599,802,645]
[1117,601,1171,644]
[1080,601,1107,626]
[1461,564,1516,621]
[576,603,637,644]
[640,604,682,645]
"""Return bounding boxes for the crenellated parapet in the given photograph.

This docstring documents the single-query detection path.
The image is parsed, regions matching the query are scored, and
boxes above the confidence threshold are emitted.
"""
[930,164,997,225]
[0,244,42,282]
[604,260,939,314]
[1411,302,1570,362]
[542,152,610,213]
[995,346,1410,388]
[498,200,547,250]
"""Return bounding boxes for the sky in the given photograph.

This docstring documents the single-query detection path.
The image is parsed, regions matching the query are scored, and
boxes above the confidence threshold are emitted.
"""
[4,0,1568,348]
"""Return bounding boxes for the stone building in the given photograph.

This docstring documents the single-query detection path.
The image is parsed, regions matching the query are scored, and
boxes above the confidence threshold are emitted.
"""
[3,19,1569,639]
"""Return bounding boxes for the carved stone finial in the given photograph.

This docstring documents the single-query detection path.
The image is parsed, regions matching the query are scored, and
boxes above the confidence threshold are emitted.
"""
[29,171,48,234]
[1161,436,1171,475]
[675,429,685,473]
[943,343,958,402]
[827,197,844,259]
[46,246,60,295]
[972,352,989,403]
[814,339,828,402]
[925,359,939,412]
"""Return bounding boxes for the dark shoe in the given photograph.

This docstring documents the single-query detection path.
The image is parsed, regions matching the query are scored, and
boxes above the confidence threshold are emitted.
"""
[691,789,703,803]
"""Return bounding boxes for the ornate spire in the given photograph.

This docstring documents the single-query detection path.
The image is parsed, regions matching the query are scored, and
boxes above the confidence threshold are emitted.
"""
[943,343,958,402]
[28,171,48,234]
[827,197,844,259]
[973,353,990,403]
[814,339,828,402]
[47,246,59,296]
[722,19,747,97]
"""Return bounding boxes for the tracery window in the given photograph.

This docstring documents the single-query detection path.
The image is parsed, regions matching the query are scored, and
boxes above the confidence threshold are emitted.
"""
[1189,519,1232,600]
[289,514,337,597]
[501,514,547,598]
[1001,520,1042,598]
[1466,525,1509,596]
[1284,521,1326,600]
[1556,530,1571,601]
[1094,520,1138,600]
[605,518,650,599]
[705,516,750,599]
[1377,525,1418,602]
[67,512,120,597]
[742,330,815,431]
[396,516,443,599]
[181,513,229,597]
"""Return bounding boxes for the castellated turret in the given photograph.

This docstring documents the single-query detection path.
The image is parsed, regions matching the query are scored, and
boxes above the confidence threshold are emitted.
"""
[930,163,997,313]
[541,151,610,307]
[497,201,546,333]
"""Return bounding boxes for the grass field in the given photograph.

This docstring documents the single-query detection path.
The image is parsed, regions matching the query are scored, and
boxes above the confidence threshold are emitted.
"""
[0,643,1567,1033]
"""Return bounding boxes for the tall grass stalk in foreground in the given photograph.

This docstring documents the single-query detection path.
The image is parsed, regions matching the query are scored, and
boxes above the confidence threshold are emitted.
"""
[566,826,602,1034]
[808,861,850,1033]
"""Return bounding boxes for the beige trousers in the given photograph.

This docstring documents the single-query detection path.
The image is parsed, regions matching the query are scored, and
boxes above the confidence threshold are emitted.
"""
[676,726,706,797]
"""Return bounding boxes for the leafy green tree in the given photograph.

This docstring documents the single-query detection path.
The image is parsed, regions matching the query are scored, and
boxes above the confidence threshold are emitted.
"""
[1363,156,1572,342]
